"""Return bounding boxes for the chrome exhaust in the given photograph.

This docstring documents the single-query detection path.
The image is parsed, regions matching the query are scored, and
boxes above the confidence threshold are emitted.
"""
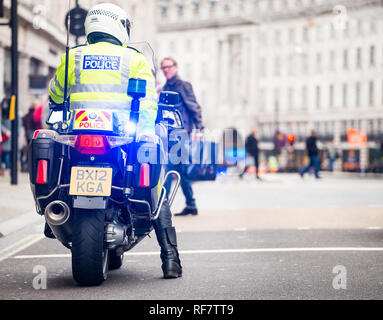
[45,201,70,226]
[44,201,72,243]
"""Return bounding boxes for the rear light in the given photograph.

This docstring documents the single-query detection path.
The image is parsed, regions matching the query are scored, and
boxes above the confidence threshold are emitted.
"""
[36,160,48,184]
[106,136,133,148]
[139,163,150,187]
[54,135,77,147]
[74,135,110,155]
[54,135,132,153]
[33,130,56,139]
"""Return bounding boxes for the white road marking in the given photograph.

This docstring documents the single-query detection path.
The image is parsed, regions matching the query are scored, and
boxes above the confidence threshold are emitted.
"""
[13,247,383,260]
[234,228,248,231]
[0,234,38,255]
[0,234,44,262]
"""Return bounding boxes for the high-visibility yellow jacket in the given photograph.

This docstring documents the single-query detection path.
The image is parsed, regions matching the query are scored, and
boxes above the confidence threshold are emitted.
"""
[49,41,158,135]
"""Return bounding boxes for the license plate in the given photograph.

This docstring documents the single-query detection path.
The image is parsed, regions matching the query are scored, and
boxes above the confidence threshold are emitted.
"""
[69,167,113,196]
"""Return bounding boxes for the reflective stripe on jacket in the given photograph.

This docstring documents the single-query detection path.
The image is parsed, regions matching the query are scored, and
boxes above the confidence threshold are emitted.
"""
[49,42,158,135]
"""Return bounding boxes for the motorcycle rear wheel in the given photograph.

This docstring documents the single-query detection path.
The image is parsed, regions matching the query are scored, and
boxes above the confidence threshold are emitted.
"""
[71,209,109,286]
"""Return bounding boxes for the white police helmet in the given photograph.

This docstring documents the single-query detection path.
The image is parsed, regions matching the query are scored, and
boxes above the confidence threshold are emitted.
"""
[85,3,131,47]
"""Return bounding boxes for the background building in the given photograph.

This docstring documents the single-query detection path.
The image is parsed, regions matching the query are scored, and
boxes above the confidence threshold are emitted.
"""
[0,0,382,172]
[155,0,383,172]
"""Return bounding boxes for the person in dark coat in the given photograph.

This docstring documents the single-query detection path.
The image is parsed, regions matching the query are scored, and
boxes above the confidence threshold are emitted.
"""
[161,57,204,216]
[240,127,261,179]
[22,102,40,144]
[300,130,320,179]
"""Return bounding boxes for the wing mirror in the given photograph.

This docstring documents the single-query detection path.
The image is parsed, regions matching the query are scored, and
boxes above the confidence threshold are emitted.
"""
[157,91,183,130]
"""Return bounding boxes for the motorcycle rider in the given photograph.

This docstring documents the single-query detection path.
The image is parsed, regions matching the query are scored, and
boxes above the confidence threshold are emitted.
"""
[48,3,182,279]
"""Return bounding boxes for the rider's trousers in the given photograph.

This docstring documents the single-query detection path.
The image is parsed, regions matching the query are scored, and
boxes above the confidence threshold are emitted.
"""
[152,198,173,230]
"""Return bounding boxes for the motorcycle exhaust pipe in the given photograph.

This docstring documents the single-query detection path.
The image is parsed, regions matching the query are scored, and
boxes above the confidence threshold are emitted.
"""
[44,201,72,243]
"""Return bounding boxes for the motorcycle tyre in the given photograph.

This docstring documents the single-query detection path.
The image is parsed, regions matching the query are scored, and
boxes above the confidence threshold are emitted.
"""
[71,209,109,286]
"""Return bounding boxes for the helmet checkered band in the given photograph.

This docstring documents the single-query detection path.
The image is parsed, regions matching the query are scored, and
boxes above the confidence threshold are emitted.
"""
[88,9,119,20]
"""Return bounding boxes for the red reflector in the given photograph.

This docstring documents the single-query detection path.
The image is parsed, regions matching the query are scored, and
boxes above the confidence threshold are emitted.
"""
[139,164,150,187]
[36,160,48,184]
[75,135,109,154]
[33,130,55,139]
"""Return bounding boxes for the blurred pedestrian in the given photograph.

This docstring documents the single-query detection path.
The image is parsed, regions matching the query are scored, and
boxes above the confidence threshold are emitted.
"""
[161,57,204,216]
[33,102,44,129]
[22,101,40,145]
[21,101,41,172]
[0,104,7,176]
[240,127,261,179]
[300,130,320,179]
[328,140,337,172]
[1,115,11,172]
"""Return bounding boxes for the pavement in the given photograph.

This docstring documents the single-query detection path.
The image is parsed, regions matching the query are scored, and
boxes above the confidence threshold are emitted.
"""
[0,172,41,238]
[1,170,382,238]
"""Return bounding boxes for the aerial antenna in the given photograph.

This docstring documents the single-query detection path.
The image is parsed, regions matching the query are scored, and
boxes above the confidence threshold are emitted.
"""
[63,0,72,122]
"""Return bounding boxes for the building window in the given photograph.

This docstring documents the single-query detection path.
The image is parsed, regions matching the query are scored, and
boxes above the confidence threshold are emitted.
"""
[370,45,375,66]
[259,57,267,77]
[357,20,363,36]
[275,30,281,45]
[378,119,383,134]
[316,53,322,73]
[330,23,336,39]
[316,85,321,109]
[169,40,176,53]
[274,88,280,113]
[342,120,348,136]
[303,26,309,43]
[302,86,308,109]
[343,84,348,108]
[370,20,376,33]
[288,87,294,110]
[287,54,294,76]
[328,50,335,71]
[367,119,375,135]
[369,81,374,106]
[259,31,267,46]
[289,28,295,43]
[208,0,217,10]
[177,3,184,15]
[259,88,266,111]
[192,0,200,13]
[356,47,362,69]
[316,25,322,41]
[329,84,334,108]
[274,57,281,76]
[343,21,349,38]
[302,54,308,75]
[355,82,361,107]
[186,39,192,52]
[382,79,383,105]
[343,49,348,69]
[160,3,168,17]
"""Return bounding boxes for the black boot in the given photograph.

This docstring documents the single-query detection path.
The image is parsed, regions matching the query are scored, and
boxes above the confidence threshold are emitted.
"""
[155,226,182,279]
[175,207,198,216]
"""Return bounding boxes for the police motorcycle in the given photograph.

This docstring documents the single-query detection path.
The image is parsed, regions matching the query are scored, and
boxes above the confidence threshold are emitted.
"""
[28,44,183,286]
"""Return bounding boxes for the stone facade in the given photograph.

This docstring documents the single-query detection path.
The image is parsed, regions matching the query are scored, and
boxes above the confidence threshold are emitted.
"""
[155,0,383,171]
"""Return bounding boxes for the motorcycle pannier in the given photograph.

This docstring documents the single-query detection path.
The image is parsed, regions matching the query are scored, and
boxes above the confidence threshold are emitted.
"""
[28,130,62,196]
